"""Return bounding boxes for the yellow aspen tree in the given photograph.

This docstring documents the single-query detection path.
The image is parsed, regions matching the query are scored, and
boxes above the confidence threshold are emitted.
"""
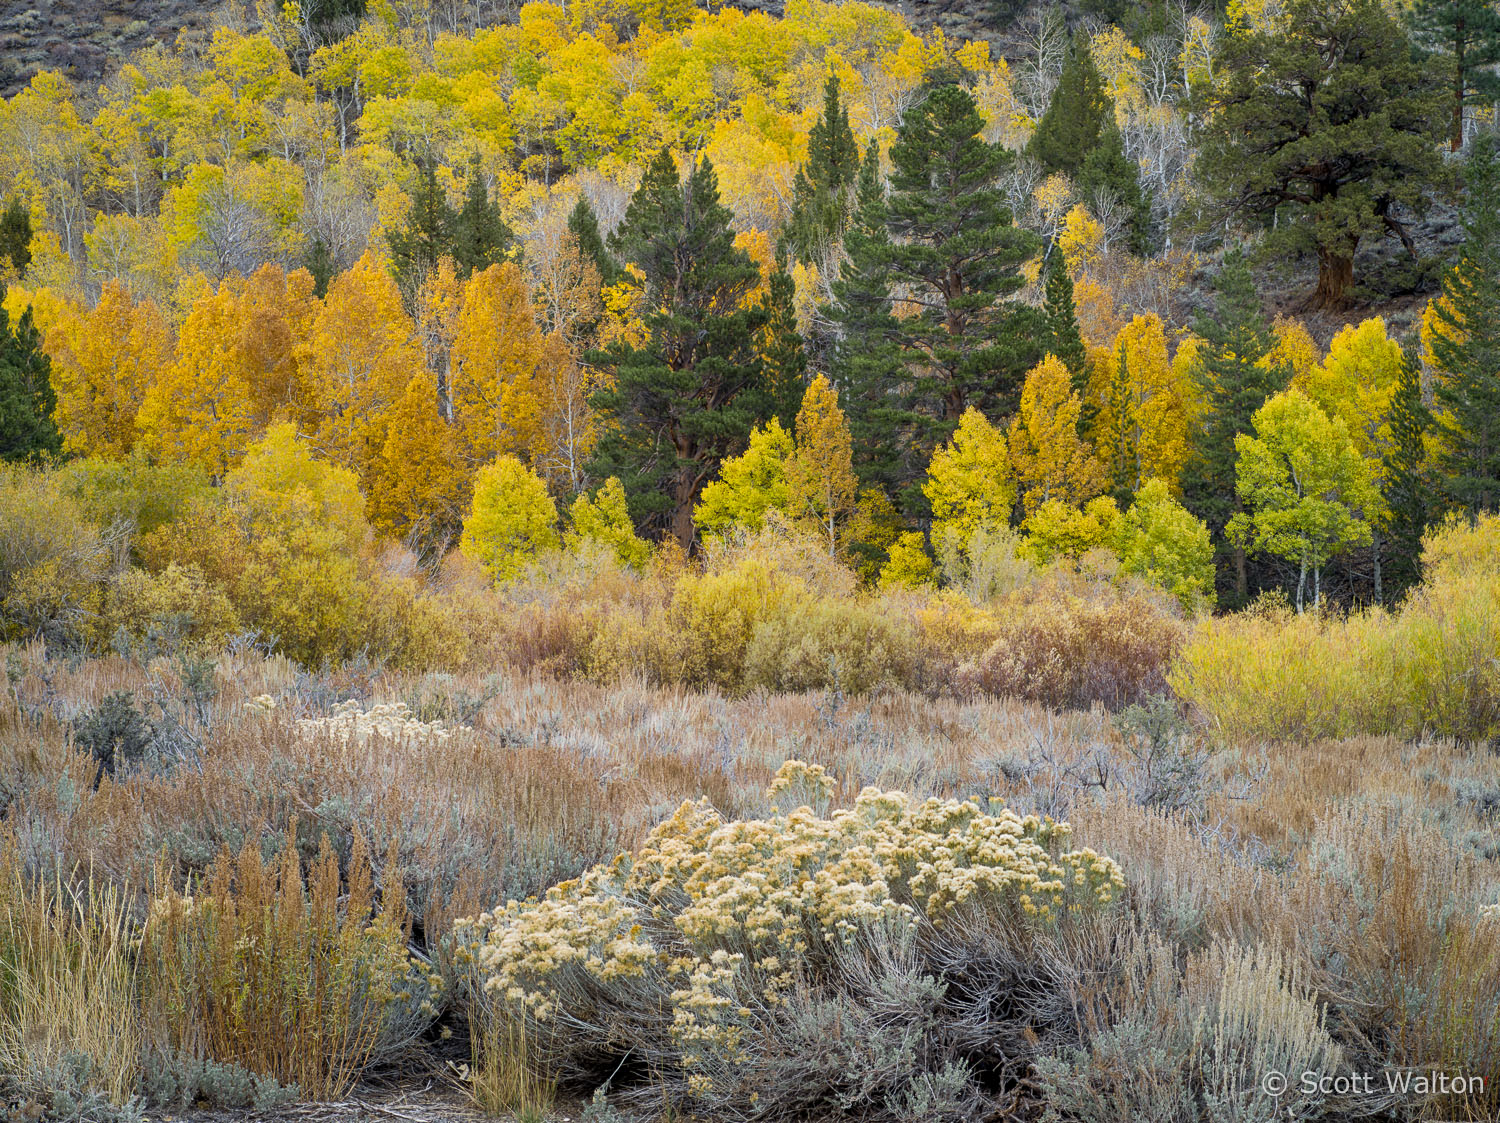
[46,281,172,458]
[1297,316,1402,465]
[924,406,1016,544]
[787,374,857,554]
[1094,313,1191,496]
[136,282,259,477]
[460,454,560,582]
[414,255,462,420]
[1266,315,1320,384]
[293,251,418,483]
[449,262,549,469]
[566,476,652,568]
[1009,355,1106,514]
[365,373,469,548]
[520,334,602,494]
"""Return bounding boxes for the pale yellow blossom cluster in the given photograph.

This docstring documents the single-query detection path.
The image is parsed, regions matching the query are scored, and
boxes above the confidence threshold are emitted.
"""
[244,694,277,713]
[672,949,750,1094]
[765,759,835,810]
[461,761,1125,1046]
[1483,902,1500,921]
[296,699,467,744]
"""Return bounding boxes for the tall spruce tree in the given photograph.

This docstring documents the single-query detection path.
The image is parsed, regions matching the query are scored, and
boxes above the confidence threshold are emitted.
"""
[1196,0,1445,308]
[452,154,514,277]
[1408,0,1500,151]
[1429,134,1500,514]
[588,150,770,548]
[884,81,1042,445]
[0,297,61,462]
[785,73,861,266]
[1180,251,1289,606]
[1382,345,1433,598]
[1042,257,1087,381]
[1027,34,1112,178]
[824,139,912,496]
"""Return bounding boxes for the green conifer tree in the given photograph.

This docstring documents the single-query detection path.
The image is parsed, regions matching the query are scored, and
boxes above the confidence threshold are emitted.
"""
[452,154,515,277]
[1027,33,1112,178]
[785,73,861,266]
[761,249,808,428]
[388,158,456,301]
[885,81,1042,444]
[588,150,770,548]
[1429,133,1500,514]
[1408,0,1500,151]
[568,195,619,286]
[824,139,913,496]
[1179,251,1289,606]
[0,199,32,279]
[1381,345,1433,598]
[1076,119,1151,254]
[0,296,62,463]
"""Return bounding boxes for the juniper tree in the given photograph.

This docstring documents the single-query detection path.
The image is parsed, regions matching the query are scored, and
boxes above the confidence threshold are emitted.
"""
[1196,0,1445,308]
[588,150,770,548]
[1429,134,1500,514]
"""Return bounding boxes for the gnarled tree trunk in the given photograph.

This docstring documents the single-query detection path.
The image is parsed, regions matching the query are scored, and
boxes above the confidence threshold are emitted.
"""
[1314,246,1355,310]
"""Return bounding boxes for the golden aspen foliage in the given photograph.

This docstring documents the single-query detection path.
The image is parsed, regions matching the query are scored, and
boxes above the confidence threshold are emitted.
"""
[1021,496,1121,565]
[449,262,550,469]
[787,374,857,554]
[293,252,418,482]
[519,334,603,493]
[1008,356,1105,514]
[1093,313,1191,495]
[1266,316,1320,384]
[414,255,463,417]
[879,530,934,589]
[566,476,652,568]
[924,407,1016,545]
[460,454,560,582]
[143,422,370,666]
[695,419,795,534]
[366,373,469,547]
[1297,317,1402,469]
[45,281,172,459]
[136,281,260,477]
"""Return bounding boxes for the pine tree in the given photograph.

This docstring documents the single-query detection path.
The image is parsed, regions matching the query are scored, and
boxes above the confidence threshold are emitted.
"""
[1076,119,1150,254]
[1197,0,1445,308]
[1408,0,1500,151]
[0,199,32,279]
[0,298,61,462]
[388,159,456,302]
[885,81,1042,443]
[1027,33,1112,178]
[824,139,911,496]
[1429,134,1500,515]
[568,195,619,286]
[1179,251,1289,606]
[1382,345,1433,598]
[760,249,807,428]
[588,150,770,548]
[785,73,861,266]
[452,154,514,278]
[304,234,335,299]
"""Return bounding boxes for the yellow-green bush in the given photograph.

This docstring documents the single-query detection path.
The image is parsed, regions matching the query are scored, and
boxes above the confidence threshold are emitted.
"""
[1171,515,1500,743]
[104,562,240,652]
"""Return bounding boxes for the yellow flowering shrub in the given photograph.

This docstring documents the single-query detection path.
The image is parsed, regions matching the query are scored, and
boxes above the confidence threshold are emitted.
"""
[452,762,1124,1107]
